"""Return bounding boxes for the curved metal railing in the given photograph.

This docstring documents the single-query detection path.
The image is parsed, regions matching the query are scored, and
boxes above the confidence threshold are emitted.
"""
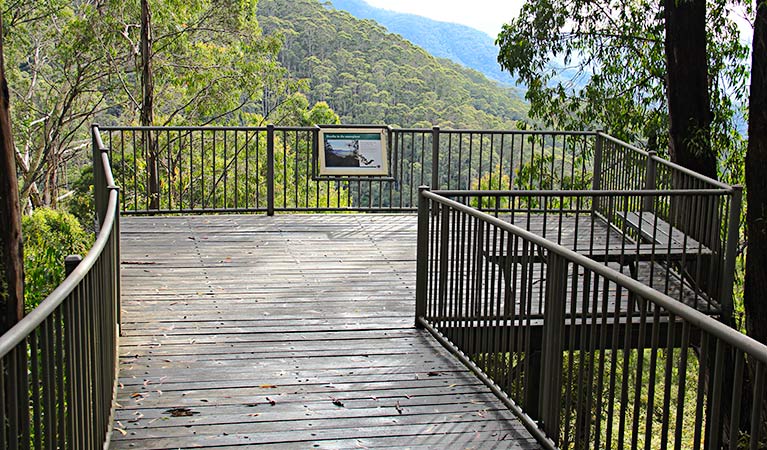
[0,125,120,449]
[415,188,766,449]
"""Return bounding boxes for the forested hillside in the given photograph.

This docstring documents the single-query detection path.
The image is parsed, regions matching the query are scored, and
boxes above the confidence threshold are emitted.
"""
[256,0,527,128]
[1,0,530,218]
[328,0,517,86]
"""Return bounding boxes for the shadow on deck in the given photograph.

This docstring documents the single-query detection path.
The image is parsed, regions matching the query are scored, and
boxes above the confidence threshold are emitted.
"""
[112,214,541,449]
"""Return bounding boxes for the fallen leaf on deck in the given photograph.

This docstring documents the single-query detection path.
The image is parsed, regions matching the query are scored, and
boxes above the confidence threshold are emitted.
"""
[115,427,127,436]
[164,407,200,417]
[427,371,441,377]
[266,397,276,406]
[247,413,260,417]
[259,384,277,389]
[331,398,345,407]
[395,401,403,414]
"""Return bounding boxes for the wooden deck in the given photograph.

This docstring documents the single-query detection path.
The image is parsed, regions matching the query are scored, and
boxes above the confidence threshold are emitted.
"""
[111,214,541,449]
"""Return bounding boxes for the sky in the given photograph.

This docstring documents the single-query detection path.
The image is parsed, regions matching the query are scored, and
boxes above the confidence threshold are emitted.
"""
[361,1,753,45]
[362,0,526,38]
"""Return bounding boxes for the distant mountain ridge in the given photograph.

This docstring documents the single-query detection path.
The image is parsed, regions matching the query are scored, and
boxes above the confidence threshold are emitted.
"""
[257,0,528,128]
[328,0,517,86]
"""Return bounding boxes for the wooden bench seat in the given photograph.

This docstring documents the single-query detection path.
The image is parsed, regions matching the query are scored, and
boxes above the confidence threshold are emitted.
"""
[617,211,711,256]
[482,212,712,296]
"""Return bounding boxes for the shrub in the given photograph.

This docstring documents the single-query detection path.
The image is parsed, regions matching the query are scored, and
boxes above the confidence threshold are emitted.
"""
[62,165,96,233]
[22,208,92,311]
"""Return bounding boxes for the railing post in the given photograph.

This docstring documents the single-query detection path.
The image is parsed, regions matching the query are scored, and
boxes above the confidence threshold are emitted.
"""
[591,131,604,215]
[65,255,83,277]
[415,186,431,328]
[591,130,604,192]
[720,185,742,326]
[538,251,568,444]
[643,151,657,211]
[431,126,440,190]
[109,187,122,331]
[266,124,275,216]
[92,124,106,229]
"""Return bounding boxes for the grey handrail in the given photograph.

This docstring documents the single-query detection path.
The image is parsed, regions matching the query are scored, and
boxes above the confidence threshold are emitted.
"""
[435,188,734,196]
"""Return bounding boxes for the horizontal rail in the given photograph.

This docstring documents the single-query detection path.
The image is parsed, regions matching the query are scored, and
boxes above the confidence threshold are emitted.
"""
[439,129,596,136]
[435,188,734,196]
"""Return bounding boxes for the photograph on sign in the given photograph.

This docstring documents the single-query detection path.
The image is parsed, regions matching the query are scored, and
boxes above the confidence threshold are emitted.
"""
[318,128,389,176]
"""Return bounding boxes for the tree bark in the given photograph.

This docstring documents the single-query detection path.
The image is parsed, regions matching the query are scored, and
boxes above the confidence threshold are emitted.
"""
[745,0,767,347]
[663,0,717,179]
[0,15,24,334]
[141,0,159,210]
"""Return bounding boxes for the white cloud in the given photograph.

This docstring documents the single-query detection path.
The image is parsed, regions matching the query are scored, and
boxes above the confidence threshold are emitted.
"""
[361,0,525,38]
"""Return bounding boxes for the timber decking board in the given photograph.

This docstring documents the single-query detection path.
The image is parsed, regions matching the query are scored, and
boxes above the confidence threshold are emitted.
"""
[112,214,540,449]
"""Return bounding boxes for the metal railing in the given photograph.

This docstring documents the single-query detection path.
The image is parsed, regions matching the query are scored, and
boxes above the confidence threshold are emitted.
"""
[99,126,728,216]
[0,125,120,449]
[93,123,754,448]
[98,127,600,213]
[435,187,741,320]
[415,189,766,449]
[596,133,734,193]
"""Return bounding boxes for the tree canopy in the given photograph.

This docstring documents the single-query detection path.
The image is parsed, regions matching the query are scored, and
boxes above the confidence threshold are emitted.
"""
[496,0,749,180]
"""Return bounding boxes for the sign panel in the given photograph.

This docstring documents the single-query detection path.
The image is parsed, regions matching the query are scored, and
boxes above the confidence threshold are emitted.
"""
[318,128,389,176]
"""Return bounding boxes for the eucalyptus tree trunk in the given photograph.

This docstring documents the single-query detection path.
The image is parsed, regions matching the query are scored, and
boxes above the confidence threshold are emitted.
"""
[663,0,718,301]
[141,0,159,210]
[743,3,767,438]
[0,15,23,334]
[746,0,767,349]
[663,0,716,180]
